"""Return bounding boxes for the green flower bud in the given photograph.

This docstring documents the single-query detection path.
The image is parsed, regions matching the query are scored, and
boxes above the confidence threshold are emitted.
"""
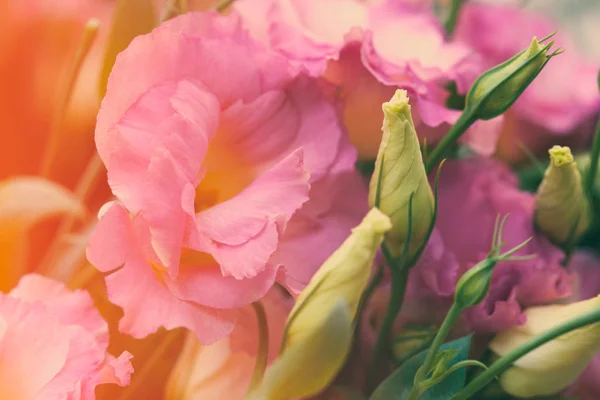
[535,146,592,245]
[454,217,534,311]
[465,36,558,120]
[454,258,496,311]
[368,90,434,256]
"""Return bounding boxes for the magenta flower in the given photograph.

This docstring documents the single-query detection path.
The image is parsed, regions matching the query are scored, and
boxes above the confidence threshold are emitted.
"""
[234,0,499,159]
[434,158,572,332]
[0,274,132,398]
[87,12,366,343]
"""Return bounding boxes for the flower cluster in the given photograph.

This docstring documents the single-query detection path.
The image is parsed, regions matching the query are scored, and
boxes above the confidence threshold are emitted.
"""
[1,0,600,399]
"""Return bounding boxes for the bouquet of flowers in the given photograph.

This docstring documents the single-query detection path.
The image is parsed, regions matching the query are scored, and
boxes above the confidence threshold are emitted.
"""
[1,0,599,399]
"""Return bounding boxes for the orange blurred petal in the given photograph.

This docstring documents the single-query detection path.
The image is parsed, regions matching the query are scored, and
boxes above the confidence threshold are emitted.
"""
[0,177,84,291]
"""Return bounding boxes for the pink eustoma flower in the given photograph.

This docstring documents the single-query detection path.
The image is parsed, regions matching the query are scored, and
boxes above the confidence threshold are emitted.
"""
[87,12,366,343]
[0,274,132,399]
[435,158,572,332]
[234,0,499,159]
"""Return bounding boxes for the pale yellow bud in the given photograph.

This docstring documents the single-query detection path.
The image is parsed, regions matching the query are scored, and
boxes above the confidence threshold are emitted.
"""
[250,208,391,399]
[535,145,592,245]
[285,207,391,347]
[368,90,434,256]
[489,296,600,398]
[249,301,353,400]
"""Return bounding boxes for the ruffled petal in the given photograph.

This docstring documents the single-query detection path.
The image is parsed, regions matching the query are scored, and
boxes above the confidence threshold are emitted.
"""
[193,150,310,279]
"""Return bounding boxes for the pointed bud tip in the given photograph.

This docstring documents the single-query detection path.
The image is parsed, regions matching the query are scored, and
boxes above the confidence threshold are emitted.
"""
[382,89,410,116]
[548,145,574,167]
[360,208,393,235]
[526,37,543,55]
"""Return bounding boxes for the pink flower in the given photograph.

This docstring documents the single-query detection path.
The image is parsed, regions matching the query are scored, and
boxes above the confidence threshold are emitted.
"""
[434,158,572,332]
[166,287,292,400]
[456,3,600,163]
[0,273,132,399]
[87,12,366,343]
[234,0,499,159]
[563,252,600,400]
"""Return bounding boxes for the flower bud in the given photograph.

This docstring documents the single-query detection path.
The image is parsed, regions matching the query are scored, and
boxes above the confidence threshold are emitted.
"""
[489,296,600,398]
[465,37,556,120]
[454,258,496,311]
[249,208,391,399]
[286,208,391,346]
[368,90,434,256]
[535,145,592,245]
[249,301,353,400]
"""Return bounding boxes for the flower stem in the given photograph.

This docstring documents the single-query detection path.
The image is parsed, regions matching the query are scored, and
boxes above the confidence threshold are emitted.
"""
[444,0,465,38]
[450,306,600,400]
[426,111,475,174]
[585,117,600,198]
[407,303,462,398]
[366,263,409,393]
[246,301,269,395]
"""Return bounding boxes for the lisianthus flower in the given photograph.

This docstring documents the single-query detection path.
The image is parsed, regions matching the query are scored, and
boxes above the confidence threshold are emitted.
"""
[565,251,600,400]
[87,11,366,343]
[455,2,600,163]
[166,287,292,400]
[0,273,132,398]
[234,0,500,159]
[434,157,572,332]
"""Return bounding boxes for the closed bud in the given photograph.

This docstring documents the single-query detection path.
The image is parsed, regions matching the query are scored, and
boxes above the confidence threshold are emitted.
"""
[249,301,353,400]
[535,145,592,245]
[454,258,496,311]
[490,296,600,398]
[465,36,557,120]
[285,208,391,347]
[368,90,434,256]
[249,208,391,399]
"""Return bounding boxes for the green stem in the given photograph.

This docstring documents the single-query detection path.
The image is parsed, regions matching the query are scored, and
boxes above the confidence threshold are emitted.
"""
[585,118,600,198]
[426,111,476,173]
[451,307,600,400]
[366,265,409,393]
[444,0,465,38]
[410,303,462,388]
[246,302,269,395]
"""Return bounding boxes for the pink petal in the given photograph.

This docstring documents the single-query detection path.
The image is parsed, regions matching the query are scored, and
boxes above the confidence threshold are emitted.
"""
[91,202,237,342]
[81,352,134,397]
[0,296,70,399]
[86,201,133,273]
[96,12,291,150]
[164,263,279,309]
[9,274,109,350]
[192,149,310,279]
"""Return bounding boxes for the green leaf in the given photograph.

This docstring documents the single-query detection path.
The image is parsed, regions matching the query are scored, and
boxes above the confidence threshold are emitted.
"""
[370,335,472,400]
